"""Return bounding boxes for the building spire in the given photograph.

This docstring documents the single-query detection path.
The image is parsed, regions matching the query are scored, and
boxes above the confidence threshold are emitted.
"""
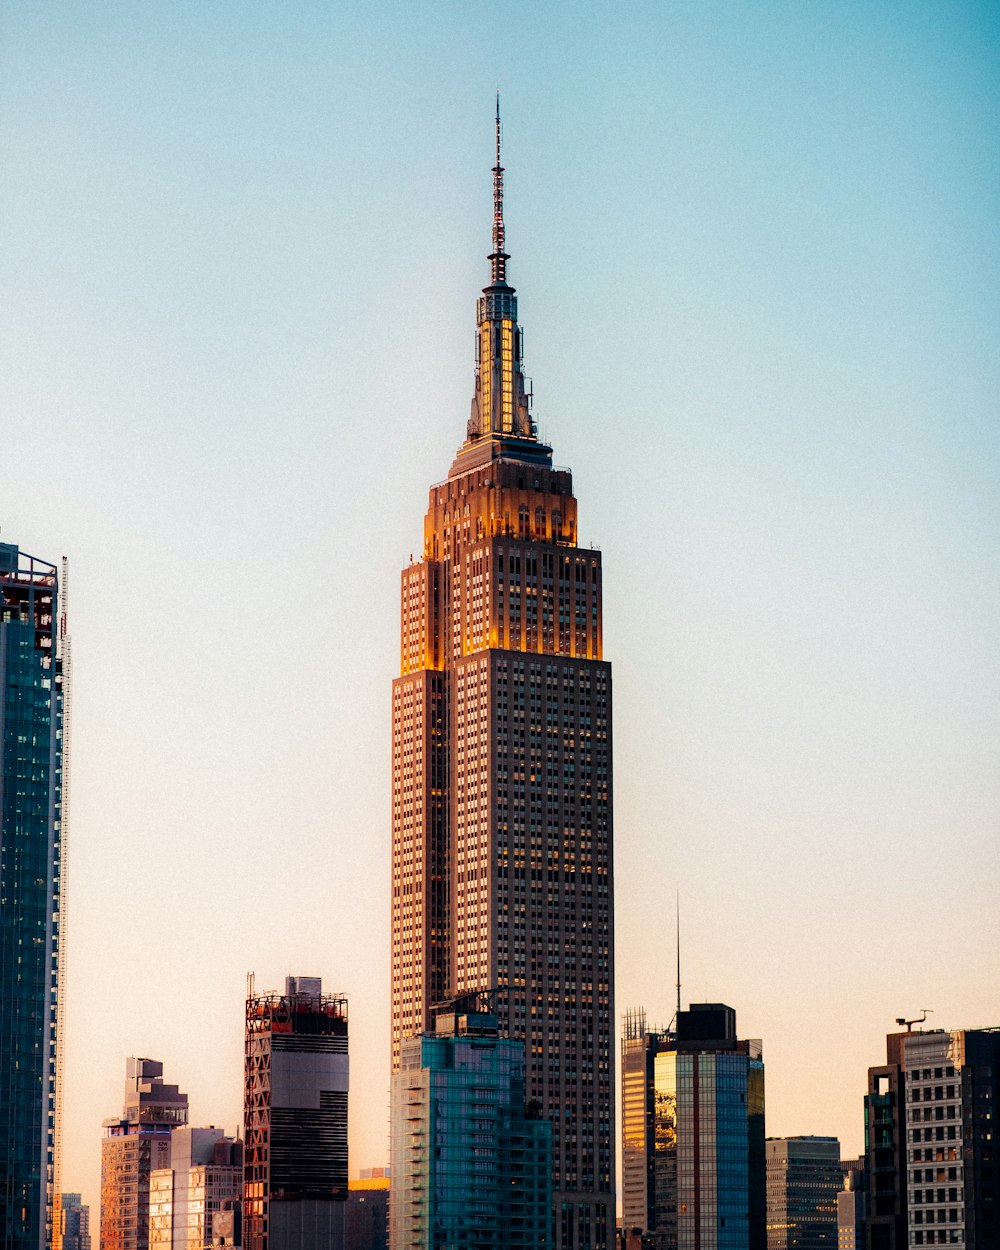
[462,95,548,458]
[489,90,509,286]
[676,891,682,1025]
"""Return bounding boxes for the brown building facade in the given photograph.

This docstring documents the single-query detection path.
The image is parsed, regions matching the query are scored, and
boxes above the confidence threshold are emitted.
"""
[391,117,614,1250]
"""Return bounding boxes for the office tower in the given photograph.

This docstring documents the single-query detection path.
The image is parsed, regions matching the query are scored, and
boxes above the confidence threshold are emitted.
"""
[901,1027,1000,1250]
[621,1010,672,1235]
[347,1172,389,1250]
[766,1137,841,1250]
[391,106,614,1250]
[864,1025,1000,1250]
[618,1003,765,1250]
[243,975,348,1250]
[148,1127,242,1250]
[100,1059,189,1250]
[61,1195,92,1250]
[865,1033,909,1250]
[1,540,69,1250]
[389,997,552,1249]
[838,1162,867,1250]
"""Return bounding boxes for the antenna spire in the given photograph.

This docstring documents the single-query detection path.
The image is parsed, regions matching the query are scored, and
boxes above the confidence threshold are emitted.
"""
[489,90,508,285]
[676,891,682,1024]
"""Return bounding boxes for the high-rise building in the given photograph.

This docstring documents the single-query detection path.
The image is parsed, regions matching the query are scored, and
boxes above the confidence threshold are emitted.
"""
[864,1025,1000,1250]
[621,1010,672,1236]
[901,1027,1000,1250]
[389,997,552,1249]
[61,1194,92,1250]
[148,1127,242,1250]
[619,1003,765,1250]
[865,1034,909,1250]
[1,540,70,1250]
[390,105,614,1250]
[765,1137,841,1250]
[243,975,348,1250]
[100,1059,189,1250]
[838,1161,867,1250]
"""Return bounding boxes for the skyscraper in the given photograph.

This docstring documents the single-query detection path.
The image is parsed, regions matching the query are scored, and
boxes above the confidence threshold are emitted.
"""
[1,540,69,1250]
[864,1024,1000,1250]
[901,1027,999,1250]
[865,1033,909,1250]
[243,975,349,1250]
[390,108,614,1249]
[621,1010,672,1236]
[620,1003,766,1250]
[765,1137,841,1250]
[100,1059,190,1250]
[389,996,552,1249]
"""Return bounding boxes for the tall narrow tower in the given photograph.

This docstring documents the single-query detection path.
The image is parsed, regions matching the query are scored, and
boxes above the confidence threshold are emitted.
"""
[1,540,69,1250]
[391,107,615,1250]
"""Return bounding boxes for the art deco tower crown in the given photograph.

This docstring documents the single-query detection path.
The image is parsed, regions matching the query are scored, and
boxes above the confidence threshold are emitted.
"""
[461,96,549,466]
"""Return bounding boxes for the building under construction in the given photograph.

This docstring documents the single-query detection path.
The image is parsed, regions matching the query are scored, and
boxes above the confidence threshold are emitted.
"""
[244,975,349,1250]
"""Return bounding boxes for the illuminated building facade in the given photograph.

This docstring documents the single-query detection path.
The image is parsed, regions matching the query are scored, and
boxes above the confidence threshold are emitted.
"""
[100,1059,189,1250]
[621,1011,672,1236]
[1,540,69,1250]
[243,975,349,1250]
[765,1137,841,1250]
[391,108,614,1250]
[389,1000,552,1249]
[148,1128,242,1250]
[620,1004,765,1250]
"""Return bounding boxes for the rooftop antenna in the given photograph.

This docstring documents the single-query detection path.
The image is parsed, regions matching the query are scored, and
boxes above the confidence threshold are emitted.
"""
[895,1009,932,1032]
[676,890,682,1024]
[489,89,508,286]
[666,891,682,1032]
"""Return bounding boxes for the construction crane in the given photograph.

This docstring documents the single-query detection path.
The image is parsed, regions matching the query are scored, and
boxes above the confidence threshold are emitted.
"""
[895,1009,932,1032]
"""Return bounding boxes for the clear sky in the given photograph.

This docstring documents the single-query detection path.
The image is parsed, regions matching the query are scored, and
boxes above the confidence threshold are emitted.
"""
[2,0,998,1217]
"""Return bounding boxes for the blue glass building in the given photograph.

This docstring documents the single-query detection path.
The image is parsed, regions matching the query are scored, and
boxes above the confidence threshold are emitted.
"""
[1,541,67,1250]
[390,1002,552,1249]
[622,1004,765,1250]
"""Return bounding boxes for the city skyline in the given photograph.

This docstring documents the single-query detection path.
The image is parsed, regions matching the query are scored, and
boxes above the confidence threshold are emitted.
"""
[2,0,998,1223]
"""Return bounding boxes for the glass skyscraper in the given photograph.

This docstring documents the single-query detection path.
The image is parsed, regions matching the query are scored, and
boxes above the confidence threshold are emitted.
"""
[390,1001,552,1249]
[621,1004,766,1250]
[1,540,68,1250]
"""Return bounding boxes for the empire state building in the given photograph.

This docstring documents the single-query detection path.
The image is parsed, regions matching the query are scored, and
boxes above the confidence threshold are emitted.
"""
[391,111,614,1250]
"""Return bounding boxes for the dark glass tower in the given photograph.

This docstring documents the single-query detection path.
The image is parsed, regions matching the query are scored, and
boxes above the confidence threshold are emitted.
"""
[1,540,68,1250]
[391,108,615,1249]
[621,1004,766,1250]
[390,997,552,1248]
